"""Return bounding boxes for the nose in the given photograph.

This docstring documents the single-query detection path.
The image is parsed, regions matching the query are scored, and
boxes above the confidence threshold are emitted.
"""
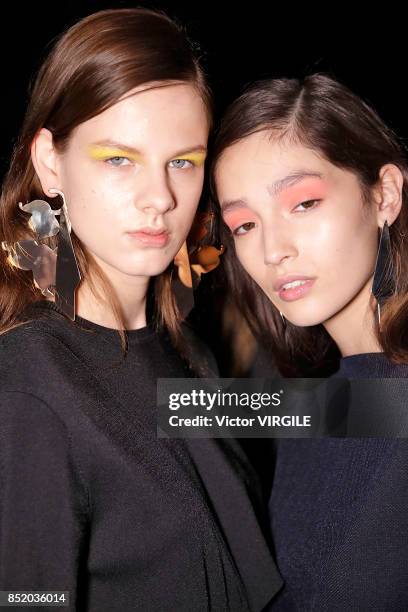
[262,222,297,266]
[137,167,175,215]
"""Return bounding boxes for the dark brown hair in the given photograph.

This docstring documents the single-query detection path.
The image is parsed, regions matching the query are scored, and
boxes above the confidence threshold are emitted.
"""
[209,74,408,376]
[0,8,212,360]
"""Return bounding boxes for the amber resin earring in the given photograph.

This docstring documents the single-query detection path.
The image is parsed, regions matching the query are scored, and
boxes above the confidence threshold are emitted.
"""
[172,212,224,319]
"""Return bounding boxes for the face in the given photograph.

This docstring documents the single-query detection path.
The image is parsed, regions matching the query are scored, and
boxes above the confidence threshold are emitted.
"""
[215,130,381,327]
[54,82,209,279]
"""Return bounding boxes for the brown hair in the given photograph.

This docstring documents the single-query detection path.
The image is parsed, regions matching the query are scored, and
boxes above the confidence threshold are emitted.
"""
[209,73,408,376]
[0,8,212,360]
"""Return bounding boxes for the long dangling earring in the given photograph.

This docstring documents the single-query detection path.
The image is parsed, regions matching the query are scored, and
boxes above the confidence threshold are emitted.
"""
[1,189,81,321]
[48,188,81,320]
[2,199,59,299]
[372,220,394,326]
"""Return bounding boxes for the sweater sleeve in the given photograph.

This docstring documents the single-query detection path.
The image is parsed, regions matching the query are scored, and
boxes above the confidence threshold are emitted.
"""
[0,390,89,603]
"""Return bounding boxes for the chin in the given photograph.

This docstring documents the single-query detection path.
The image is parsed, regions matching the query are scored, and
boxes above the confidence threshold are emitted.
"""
[282,308,329,328]
[122,265,170,278]
[285,305,342,327]
[114,253,173,276]
[285,316,321,327]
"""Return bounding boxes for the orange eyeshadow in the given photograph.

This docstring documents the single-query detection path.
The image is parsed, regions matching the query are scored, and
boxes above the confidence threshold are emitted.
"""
[223,209,257,232]
[279,179,328,206]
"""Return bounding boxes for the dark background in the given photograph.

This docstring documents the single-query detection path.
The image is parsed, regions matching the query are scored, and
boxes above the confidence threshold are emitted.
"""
[1,1,403,478]
[1,1,407,179]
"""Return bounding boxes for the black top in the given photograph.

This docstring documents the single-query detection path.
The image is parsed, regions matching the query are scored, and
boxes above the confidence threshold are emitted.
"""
[268,353,408,611]
[0,300,282,612]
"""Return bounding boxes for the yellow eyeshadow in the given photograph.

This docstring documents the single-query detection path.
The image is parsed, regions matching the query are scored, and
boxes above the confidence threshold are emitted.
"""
[176,152,207,166]
[87,146,142,162]
[87,146,207,166]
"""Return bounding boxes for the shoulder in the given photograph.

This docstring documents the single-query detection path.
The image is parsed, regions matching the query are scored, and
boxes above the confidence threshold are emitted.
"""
[0,389,67,436]
[0,390,75,469]
[1,316,62,350]
[334,352,408,378]
[1,316,65,355]
[0,318,83,400]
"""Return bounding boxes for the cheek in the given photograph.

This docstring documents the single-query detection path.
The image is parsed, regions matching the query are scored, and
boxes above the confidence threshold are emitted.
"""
[185,171,205,206]
[186,174,205,207]
[171,174,205,222]
[63,164,135,227]
[298,220,334,259]
[67,188,129,249]
[314,211,377,275]
[233,235,266,283]
[69,189,119,223]
[172,208,197,240]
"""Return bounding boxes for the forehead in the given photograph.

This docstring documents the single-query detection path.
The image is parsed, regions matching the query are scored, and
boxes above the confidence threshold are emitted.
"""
[71,82,209,149]
[216,131,332,187]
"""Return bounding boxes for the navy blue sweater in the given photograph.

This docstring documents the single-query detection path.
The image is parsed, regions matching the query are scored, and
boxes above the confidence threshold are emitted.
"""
[268,353,408,611]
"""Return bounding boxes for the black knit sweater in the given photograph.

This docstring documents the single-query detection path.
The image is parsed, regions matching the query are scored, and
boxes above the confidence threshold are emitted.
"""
[0,300,281,612]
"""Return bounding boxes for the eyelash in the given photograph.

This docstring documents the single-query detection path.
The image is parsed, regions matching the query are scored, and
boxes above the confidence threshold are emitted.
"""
[105,157,132,167]
[231,200,322,237]
[233,222,256,236]
[104,157,195,169]
[293,199,321,212]
[168,159,195,170]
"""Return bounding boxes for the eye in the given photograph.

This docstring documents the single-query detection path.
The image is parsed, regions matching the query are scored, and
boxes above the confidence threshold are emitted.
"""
[105,156,132,167]
[293,199,321,212]
[233,222,256,236]
[168,159,194,169]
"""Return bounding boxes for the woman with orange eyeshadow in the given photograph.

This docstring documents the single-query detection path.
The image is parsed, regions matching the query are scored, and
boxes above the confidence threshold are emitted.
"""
[211,74,408,609]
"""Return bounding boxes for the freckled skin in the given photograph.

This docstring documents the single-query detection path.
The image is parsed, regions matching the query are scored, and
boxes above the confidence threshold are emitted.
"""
[215,130,380,328]
[55,83,209,280]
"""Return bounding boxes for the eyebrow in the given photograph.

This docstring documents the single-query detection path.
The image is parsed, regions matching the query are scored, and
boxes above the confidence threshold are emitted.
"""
[220,171,324,214]
[267,171,323,196]
[89,140,207,158]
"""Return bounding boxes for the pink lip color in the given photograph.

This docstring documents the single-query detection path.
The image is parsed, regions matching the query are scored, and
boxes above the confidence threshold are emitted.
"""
[278,279,315,302]
[127,229,169,247]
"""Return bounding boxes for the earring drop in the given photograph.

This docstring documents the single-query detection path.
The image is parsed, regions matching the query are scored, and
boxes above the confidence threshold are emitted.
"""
[2,189,81,321]
[48,188,81,321]
[372,220,394,326]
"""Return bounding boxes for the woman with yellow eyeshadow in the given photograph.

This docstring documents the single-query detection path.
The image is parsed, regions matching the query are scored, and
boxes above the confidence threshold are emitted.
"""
[0,8,281,611]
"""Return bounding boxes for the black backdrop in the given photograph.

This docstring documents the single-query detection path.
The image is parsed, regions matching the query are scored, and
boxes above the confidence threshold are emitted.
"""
[1,0,404,481]
[1,1,407,178]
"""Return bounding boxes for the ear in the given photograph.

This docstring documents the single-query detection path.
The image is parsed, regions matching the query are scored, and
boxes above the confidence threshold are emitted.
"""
[375,163,404,228]
[31,128,61,198]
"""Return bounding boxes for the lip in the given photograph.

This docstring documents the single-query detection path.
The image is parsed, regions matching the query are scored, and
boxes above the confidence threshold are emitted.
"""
[126,226,169,247]
[274,275,316,302]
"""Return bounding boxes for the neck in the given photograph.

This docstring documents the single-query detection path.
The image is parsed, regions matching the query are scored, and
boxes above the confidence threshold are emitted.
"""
[54,254,151,331]
[323,276,382,357]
